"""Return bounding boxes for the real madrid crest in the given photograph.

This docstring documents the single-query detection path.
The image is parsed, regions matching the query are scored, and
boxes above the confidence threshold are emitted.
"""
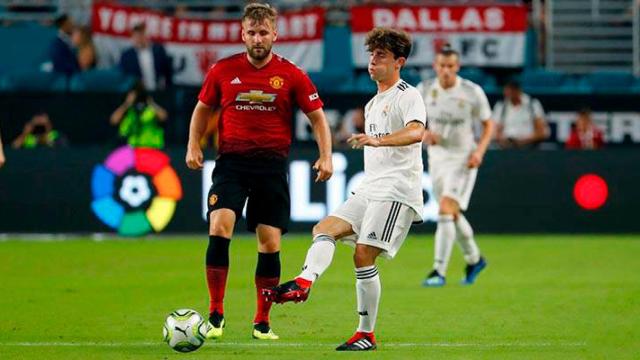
[269,76,284,89]
[430,89,438,106]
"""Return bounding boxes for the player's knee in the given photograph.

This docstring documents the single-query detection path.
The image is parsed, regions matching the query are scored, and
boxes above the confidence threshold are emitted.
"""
[209,210,235,238]
[439,198,459,217]
[353,246,377,267]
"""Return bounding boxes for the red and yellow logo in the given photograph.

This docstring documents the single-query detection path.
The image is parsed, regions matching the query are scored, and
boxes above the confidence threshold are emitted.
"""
[269,76,284,89]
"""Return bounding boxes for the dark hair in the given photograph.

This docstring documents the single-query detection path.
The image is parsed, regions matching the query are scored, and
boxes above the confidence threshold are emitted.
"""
[242,3,277,26]
[365,27,412,60]
[54,14,69,28]
[504,79,521,90]
[132,22,146,33]
[438,43,459,58]
[577,107,592,117]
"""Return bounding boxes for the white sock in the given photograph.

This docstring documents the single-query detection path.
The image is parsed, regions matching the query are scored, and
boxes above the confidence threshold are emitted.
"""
[355,265,380,333]
[297,234,336,283]
[455,214,481,265]
[433,214,456,276]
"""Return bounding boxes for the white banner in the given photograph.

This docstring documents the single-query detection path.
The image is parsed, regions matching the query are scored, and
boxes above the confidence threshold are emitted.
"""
[92,4,325,86]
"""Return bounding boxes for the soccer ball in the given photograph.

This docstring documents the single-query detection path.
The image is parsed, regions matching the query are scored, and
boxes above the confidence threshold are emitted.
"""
[162,309,209,352]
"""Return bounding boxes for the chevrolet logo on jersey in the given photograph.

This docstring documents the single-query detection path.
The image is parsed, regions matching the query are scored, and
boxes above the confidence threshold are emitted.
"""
[235,90,277,104]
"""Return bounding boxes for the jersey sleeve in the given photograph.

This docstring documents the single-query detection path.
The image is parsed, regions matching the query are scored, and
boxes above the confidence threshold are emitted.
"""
[197,64,221,107]
[472,85,492,122]
[532,98,545,118]
[492,101,504,125]
[399,88,427,126]
[292,68,323,114]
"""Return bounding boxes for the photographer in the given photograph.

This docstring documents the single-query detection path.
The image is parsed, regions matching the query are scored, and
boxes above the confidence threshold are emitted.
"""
[12,113,68,149]
[110,83,168,149]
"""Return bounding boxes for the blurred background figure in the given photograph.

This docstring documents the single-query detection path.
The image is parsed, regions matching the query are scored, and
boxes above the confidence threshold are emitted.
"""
[71,26,96,71]
[11,112,68,148]
[566,108,605,150]
[493,81,548,149]
[110,82,168,149]
[0,126,5,168]
[119,23,173,91]
[334,107,365,148]
[48,13,80,76]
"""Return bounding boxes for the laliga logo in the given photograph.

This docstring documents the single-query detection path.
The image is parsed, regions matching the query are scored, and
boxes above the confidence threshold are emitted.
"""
[202,153,438,222]
[91,146,183,236]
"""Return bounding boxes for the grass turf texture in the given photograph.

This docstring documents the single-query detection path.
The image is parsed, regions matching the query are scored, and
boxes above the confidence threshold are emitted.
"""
[0,235,638,359]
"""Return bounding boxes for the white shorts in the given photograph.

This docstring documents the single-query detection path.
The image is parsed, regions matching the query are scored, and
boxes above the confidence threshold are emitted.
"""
[330,193,416,259]
[430,161,477,211]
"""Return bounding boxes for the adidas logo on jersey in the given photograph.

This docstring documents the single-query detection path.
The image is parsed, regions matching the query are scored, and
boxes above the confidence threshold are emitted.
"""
[367,232,377,240]
[230,77,242,84]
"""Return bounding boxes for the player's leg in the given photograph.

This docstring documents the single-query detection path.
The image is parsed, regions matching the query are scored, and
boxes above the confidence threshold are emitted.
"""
[245,171,288,339]
[424,196,458,287]
[251,224,282,340]
[451,168,487,284]
[267,194,364,304]
[337,201,414,351]
[204,168,248,339]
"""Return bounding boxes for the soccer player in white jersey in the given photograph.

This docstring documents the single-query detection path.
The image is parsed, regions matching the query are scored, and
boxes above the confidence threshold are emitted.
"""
[416,44,495,287]
[264,28,426,351]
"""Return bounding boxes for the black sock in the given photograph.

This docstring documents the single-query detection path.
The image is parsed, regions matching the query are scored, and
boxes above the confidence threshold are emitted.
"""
[206,235,230,267]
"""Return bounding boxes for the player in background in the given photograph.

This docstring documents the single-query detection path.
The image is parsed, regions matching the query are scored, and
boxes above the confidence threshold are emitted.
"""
[416,44,494,287]
[265,28,426,351]
[185,3,333,340]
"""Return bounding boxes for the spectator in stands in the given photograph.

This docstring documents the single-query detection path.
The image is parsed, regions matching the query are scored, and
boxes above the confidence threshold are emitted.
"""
[49,14,80,76]
[119,23,173,91]
[0,127,5,168]
[11,112,68,148]
[566,108,604,150]
[71,26,97,70]
[110,82,168,149]
[493,81,548,148]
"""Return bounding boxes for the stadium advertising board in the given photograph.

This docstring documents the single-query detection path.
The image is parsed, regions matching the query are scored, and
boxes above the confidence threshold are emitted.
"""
[1,148,639,234]
[350,4,527,67]
[91,3,325,85]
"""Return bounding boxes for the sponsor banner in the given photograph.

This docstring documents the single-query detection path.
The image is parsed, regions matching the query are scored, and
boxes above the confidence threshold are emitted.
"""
[2,148,640,233]
[92,3,325,85]
[350,5,527,67]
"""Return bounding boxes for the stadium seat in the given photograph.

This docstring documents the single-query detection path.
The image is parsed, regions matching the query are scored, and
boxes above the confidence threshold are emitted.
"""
[354,72,377,94]
[69,69,136,92]
[586,71,636,94]
[6,70,67,91]
[519,69,575,95]
[400,68,421,86]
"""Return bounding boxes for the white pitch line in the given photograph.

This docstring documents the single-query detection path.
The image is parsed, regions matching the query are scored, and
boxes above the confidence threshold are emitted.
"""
[0,341,587,348]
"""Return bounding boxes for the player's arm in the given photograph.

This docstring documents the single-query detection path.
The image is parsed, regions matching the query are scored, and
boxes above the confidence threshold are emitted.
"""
[349,121,424,148]
[468,118,495,168]
[468,86,495,168]
[149,98,168,122]
[306,108,333,182]
[186,101,215,170]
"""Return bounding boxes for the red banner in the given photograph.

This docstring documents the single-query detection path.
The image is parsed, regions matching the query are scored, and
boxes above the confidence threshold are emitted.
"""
[91,3,325,85]
[350,4,528,68]
[351,5,527,33]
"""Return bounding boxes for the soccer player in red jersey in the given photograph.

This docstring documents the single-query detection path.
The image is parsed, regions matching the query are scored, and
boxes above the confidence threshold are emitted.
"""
[185,3,333,340]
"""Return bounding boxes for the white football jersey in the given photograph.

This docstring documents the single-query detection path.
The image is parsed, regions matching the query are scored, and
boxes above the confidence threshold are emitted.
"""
[416,76,492,162]
[354,79,427,220]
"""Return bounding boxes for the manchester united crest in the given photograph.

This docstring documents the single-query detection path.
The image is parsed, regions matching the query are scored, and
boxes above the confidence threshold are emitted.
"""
[269,76,284,89]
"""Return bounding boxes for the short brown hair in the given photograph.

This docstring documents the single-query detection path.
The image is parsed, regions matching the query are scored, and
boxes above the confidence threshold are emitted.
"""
[242,3,278,26]
[365,27,412,59]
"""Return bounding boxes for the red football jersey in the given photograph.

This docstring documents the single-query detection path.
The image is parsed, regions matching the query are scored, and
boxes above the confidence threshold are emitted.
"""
[198,53,323,159]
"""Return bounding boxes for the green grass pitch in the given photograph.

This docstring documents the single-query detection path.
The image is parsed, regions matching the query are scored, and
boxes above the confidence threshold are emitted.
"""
[0,234,638,359]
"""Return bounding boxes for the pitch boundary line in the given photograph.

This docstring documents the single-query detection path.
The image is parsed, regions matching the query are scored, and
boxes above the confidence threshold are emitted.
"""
[0,341,587,348]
